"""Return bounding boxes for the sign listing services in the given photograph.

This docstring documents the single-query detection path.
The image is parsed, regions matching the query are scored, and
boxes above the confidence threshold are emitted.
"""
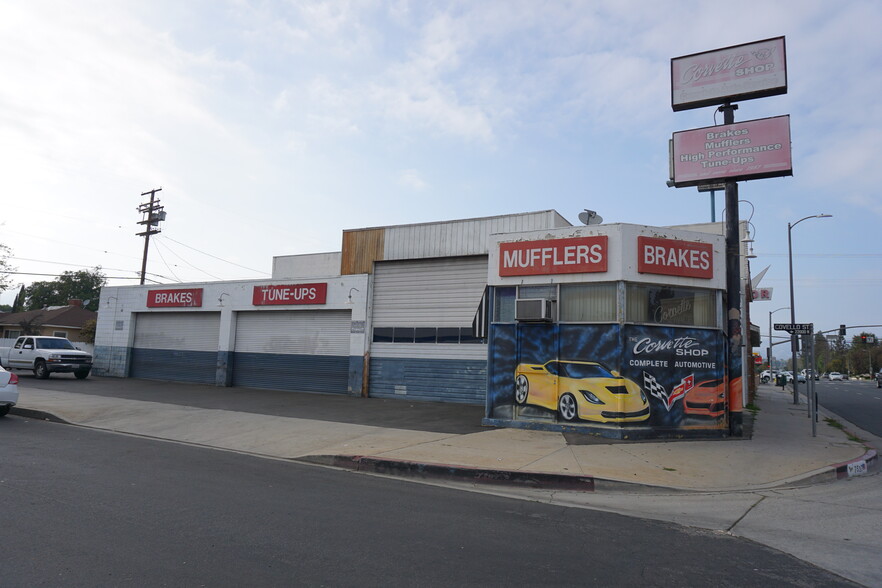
[671,115,792,187]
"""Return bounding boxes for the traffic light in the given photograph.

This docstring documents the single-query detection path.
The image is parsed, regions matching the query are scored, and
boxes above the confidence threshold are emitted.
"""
[861,334,867,343]
[840,324,846,337]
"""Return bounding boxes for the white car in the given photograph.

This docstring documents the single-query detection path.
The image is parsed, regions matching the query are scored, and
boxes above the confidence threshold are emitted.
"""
[0,366,19,417]
[829,372,844,381]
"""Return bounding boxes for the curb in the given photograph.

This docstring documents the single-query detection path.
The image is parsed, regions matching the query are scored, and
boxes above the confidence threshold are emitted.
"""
[10,406,69,424]
[11,404,878,493]
[297,455,597,491]
[832,449,878,480]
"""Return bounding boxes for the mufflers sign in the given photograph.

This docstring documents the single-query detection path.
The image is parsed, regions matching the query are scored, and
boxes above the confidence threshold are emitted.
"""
[499,236,608,277]
[252,283,328,306]
[147,288,203,308]
[637,236,713,279]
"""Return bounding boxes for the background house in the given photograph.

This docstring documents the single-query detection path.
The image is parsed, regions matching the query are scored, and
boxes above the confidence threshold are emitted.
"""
[0,300,97,342]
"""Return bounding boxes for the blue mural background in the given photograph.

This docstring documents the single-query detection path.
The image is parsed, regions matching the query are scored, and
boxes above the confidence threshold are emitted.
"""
[486,321,727,432]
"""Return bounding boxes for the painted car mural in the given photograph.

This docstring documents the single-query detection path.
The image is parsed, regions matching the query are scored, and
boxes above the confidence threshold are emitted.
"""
[513,360,650,423]
[683,378,726,418]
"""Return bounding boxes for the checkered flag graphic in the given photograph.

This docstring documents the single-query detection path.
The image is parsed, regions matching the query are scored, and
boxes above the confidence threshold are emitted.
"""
[643,371,666,400]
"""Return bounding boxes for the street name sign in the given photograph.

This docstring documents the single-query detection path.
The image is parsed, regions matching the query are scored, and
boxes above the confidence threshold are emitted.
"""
[774,322,813,334]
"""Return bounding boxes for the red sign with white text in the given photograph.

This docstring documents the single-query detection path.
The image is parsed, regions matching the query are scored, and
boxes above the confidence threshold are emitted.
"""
[638,237,713,279]
[252,283,328,306]
[499,236,608,277]
[147,288,204,308]
[671,115,792,187]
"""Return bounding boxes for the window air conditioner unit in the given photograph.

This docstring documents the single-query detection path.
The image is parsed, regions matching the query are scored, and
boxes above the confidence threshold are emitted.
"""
[516,298,553,322]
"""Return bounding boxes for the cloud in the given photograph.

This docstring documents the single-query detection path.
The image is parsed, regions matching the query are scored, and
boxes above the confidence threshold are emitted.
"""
[398,169,428,191]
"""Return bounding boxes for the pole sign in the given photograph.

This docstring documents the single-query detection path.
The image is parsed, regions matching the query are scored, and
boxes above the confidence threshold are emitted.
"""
[670,115,792,187]
[752,287,773,301]
[774,323,813,335]
[671,37,787,112]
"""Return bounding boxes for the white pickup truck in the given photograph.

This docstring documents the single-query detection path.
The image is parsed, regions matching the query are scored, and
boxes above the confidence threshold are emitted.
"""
[0,336,92,379]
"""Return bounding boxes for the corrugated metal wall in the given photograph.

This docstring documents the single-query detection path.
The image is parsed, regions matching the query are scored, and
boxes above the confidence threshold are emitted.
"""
[369,257,488,403]
[382,211,571,261]
[371,257,488,328]
[130,312,221,384]
[231,310,351,393]
[369,357,487,404]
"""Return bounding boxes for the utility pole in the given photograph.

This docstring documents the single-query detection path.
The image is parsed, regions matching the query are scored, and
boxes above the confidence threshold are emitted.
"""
[720,101,743,437]
[136,188,165,285]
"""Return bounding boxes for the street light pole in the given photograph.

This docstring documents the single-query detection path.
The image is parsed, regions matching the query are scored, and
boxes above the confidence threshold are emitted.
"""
[787,214,832,404]
[769,306,789,370]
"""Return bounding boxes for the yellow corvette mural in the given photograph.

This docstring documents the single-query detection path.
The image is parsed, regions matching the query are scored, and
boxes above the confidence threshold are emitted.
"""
[514,360,650,423]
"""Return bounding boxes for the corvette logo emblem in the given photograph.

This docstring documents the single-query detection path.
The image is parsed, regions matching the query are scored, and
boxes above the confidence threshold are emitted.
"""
[643,372,694,411]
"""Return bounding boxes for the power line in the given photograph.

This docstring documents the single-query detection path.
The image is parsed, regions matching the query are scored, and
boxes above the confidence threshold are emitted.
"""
[158,235,269,275]
[152,238,223,281]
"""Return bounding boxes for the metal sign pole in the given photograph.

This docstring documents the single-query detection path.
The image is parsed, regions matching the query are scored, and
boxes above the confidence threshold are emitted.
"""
[811,334,817,437]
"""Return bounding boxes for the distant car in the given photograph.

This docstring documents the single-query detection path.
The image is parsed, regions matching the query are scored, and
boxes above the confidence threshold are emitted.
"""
[514,360,649,423]
[797,373,806,383]
[760,370,774,384]
[0,366,19,417]
[829,372,843,381]
[683,378,726,418]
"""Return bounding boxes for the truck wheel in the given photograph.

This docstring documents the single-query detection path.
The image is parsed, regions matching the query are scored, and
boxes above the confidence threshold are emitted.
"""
[75,369,90,380]
[34,360,50,379]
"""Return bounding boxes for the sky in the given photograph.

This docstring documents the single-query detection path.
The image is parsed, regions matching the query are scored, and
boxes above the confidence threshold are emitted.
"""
[1,0,880,348]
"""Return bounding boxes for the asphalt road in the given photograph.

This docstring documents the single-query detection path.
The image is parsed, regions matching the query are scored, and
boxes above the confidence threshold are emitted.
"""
[1,415,861,588]
[814,379,882,437]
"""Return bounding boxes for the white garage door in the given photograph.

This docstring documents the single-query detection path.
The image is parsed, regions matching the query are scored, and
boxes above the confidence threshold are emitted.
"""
[232,310,351,393]
[130,312,221,383]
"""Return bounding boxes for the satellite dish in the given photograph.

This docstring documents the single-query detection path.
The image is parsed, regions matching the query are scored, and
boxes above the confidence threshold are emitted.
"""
[578,209,603,225]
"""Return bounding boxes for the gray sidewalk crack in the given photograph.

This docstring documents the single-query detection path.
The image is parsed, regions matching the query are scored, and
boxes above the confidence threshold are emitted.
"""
[727,494,765,533]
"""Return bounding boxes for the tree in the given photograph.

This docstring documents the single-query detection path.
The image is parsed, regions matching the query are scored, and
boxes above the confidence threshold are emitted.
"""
[0,244,13,293]
[11,285,25,312]
[79,319,97,344]
[24,268,106,312]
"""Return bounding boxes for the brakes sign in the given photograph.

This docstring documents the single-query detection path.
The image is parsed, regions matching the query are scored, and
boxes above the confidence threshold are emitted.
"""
[638,236,713,279]
[147,288,204,307]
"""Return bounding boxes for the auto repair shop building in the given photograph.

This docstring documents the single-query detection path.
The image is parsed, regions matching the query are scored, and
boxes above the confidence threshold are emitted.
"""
[94,210,737,436]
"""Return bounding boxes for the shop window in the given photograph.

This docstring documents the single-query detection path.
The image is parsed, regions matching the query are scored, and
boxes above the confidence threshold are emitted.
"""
[626,284,717,327]
[437,327,460,343]
[372,326,486,344]
[393,327,415,343]
[519,284,556,300]
[414,327,437,344]
[494,287,516,322]
[559,283,616,322]
[459,328,483,344]
[373,327,394,343]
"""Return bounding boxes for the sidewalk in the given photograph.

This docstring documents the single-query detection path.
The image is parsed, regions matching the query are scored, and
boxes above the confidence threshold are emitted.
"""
[11,378,877,492]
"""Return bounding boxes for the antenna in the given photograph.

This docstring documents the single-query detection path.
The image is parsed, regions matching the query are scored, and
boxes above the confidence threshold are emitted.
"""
[578,209,603,225]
